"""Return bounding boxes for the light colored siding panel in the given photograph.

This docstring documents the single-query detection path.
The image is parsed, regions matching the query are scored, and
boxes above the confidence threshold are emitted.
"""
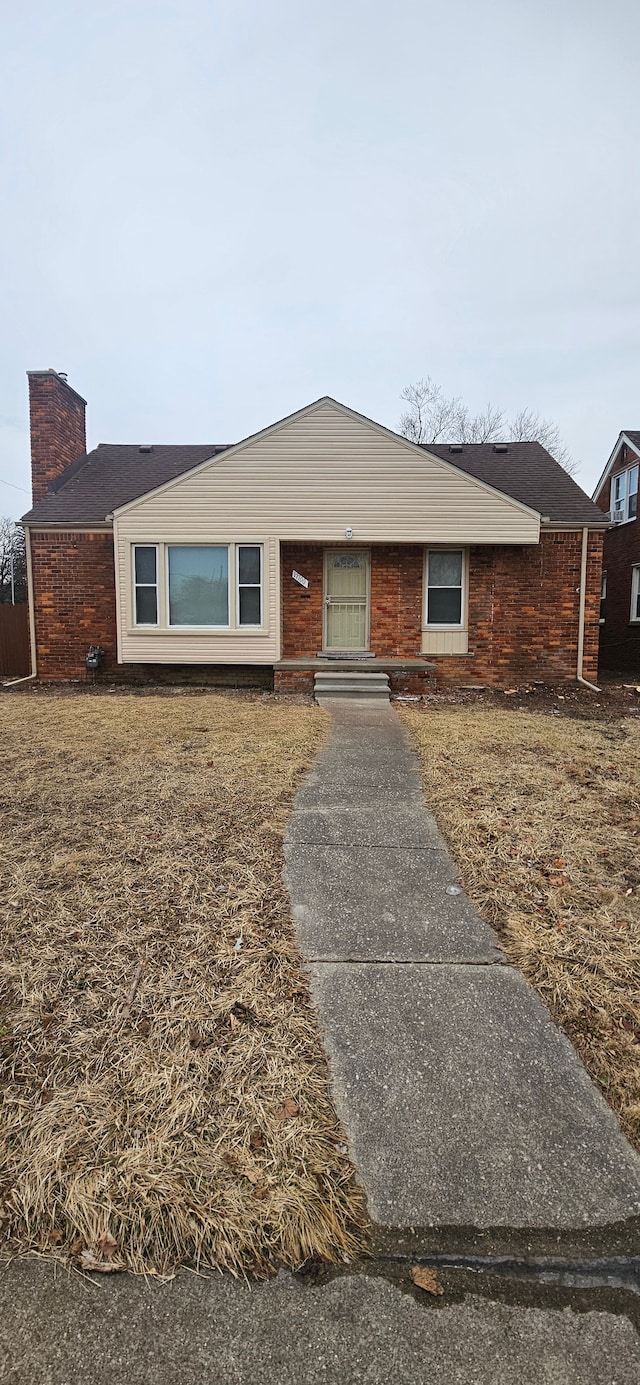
[422,629,469,655]
[114,401,539,664]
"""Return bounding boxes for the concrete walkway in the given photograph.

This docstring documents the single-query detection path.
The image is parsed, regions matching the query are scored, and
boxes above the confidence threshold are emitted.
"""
[284,700,640,1240]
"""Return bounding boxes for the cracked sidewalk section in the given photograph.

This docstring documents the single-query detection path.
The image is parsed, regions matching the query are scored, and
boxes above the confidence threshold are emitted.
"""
[284,698,640,1237]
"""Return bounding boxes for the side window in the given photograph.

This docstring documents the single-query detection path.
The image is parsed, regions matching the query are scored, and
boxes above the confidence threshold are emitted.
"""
[133,546,158,625]
[631,567,640,623]
[426,550,464,626]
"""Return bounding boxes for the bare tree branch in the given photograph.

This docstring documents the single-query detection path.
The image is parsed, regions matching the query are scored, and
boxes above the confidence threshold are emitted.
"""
[0,518,27,603]
[399,379,577,474]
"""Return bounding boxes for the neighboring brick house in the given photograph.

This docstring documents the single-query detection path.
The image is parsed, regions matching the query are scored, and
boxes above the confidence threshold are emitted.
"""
[593,432,640,672]
[21,369,607,693]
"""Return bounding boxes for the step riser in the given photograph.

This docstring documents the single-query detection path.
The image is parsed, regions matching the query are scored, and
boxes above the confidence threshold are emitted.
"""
[314,671,391,702]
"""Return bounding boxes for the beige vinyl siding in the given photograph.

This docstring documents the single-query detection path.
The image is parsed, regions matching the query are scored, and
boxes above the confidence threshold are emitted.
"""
[422,629,469,655]
[114,400,540,664]
[116,538,279,664]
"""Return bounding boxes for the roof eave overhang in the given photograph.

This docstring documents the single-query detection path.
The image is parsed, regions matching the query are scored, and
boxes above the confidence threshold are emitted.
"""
[592,432,640,503]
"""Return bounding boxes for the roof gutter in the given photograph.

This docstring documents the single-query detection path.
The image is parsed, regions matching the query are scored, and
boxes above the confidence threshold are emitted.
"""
[3,525,38,688]
[576,526,600,693]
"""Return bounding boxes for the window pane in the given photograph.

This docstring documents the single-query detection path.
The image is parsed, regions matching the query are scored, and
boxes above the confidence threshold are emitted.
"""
[428,588,462,624]
[629,465,639,496]
[239,586,261,625]
[614,474,626,504]
[135,546,156,584]
[135,586,158,625]
[238,545,261,585]
[629,491,638,520]
[428,551,462,587]
[168,545,228,625]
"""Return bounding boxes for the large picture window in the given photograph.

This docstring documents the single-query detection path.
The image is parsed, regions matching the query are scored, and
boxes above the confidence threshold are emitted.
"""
[426,549,464,626]
[168,545,229,626]
[133,545,158,626]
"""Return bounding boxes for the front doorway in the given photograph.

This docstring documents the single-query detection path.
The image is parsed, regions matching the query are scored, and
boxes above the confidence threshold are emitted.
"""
[323,549,370,651]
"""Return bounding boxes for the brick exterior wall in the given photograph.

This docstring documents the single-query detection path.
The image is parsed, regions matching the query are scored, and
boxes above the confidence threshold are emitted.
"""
[279,535,603,688]
[30,530,119,679]
[29,531,602,689]
[595,450,640,672]
[28,372,87,503]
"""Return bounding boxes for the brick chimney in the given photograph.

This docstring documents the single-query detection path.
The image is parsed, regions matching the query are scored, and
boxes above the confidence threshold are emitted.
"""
[28,369,87,504]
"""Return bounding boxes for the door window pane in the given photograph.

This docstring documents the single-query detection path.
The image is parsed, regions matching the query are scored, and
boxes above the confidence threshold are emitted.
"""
[168,546,229,626]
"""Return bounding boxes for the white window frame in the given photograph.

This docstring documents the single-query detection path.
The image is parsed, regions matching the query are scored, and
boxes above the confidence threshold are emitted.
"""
[132,544,159,627]
[424,547,467,630]
[166,543,231,630]
[236,544,263,628]
[129,542,266,633]
[612,464,639,522]
[631,566,640,624]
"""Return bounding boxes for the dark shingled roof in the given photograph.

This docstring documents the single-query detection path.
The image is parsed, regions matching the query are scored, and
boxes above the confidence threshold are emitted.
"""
[22,435,606,527]
[425,441,606,525]
[622,431,640,451]
[22,445,229,524]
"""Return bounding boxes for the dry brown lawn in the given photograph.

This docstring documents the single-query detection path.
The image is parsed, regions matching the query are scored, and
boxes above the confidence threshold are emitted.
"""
[401,704,640,1148]
[0,690,367,1276]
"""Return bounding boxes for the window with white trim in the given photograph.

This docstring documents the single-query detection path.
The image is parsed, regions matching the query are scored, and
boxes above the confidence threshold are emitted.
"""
[631,566,640,623]
[425,549,464,627]
[237,545,262,626]
[133,545,159,625]
[612,464,638,521]
[168,545,229,627]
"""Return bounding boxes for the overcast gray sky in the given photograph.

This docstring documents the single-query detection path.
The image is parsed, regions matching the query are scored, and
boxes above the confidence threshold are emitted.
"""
[1,0,639,519]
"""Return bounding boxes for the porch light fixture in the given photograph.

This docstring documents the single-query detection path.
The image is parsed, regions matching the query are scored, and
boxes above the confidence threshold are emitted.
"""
[345,527,353,538]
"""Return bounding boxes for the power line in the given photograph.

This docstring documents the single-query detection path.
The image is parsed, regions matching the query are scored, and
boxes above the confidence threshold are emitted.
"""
[0,477,29,493]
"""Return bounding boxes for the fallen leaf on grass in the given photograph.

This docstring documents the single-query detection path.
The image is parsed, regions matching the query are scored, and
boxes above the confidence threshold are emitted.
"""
[79,1250,123,1274]
[97,1232,119,1260]
[411,1265,444,1295]
[275,1098,300,1120]
[48,1229,63,1246]
[249,1129,266,1150]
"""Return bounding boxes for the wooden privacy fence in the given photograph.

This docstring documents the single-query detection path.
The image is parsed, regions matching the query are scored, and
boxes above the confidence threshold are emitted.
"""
[0,604,30,678]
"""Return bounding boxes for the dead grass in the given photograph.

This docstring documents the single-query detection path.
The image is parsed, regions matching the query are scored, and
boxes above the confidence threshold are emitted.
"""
[0,690,367,1276]
[401,704,640,1148]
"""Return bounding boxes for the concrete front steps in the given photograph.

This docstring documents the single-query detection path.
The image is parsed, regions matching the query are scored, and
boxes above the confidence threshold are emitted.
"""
[314,671,390,703]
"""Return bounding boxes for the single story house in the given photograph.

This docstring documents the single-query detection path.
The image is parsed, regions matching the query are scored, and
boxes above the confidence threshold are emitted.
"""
[21,369,607,693]
[592,432,640,672]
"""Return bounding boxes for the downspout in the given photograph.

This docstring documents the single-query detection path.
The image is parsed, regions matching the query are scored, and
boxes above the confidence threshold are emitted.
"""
[576,525,600,692]
[2,524,37,688]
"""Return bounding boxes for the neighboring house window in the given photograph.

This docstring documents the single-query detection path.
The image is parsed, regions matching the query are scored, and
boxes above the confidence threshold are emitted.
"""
[425,549,464,626]
[600,570,607,624]
[612,463,639,520]
[631,566,640,623]
[168,545,229,626]
[133,545,159,625]
[237,545,262,626]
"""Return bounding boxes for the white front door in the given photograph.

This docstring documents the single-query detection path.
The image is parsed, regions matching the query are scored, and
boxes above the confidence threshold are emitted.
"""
[324,550,370,650]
